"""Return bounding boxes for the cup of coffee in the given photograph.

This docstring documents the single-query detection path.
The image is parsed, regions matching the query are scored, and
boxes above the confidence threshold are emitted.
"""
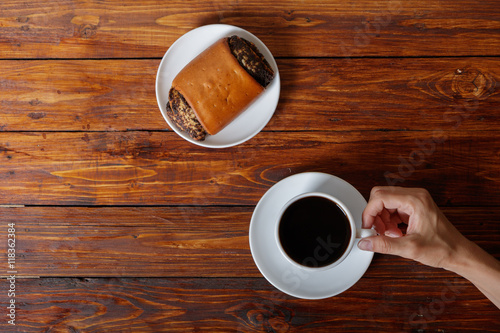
[276,192,376,271]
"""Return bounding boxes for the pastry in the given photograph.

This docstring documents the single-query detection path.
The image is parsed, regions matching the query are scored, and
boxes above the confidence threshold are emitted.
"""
[167,35,274,141]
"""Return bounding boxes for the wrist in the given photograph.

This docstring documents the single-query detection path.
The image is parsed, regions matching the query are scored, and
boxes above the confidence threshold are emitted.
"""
[442,237,477,275]
[444,238,499,280]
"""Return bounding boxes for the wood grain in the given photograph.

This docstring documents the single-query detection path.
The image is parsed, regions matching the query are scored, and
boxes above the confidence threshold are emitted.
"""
[0,206,497,278]
[0,277,497,332]
[1,131,499,206]
[0,60,159,132]
[1,1,499,331]
[1,0,499,59]
[0,58,498,132]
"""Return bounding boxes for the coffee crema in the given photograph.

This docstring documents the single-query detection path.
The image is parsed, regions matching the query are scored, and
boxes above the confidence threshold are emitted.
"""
[278,196,351,268]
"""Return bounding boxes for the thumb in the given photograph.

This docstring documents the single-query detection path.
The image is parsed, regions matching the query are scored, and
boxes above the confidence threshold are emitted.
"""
[357,235,407,256]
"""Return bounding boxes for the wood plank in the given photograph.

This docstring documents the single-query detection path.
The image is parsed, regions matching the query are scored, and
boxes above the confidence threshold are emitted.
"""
[1,0,499,59]
[0,60,162,132]
[0,131,499,206]
[0,277,497,332]
[0,206,497,277]
[0,58,499,131]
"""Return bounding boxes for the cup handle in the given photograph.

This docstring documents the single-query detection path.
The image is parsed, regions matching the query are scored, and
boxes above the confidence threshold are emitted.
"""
[356,228,377,238]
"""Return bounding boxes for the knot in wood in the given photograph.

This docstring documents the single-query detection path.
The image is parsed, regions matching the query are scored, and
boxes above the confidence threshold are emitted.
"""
[226,302,292,332]
[17,16,29,23]
[452,68,491,99]
[411,67,496,102]
[79,24,97,39]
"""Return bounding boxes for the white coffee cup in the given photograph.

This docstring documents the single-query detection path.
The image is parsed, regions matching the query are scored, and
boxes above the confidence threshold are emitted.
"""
[275,192,376,271]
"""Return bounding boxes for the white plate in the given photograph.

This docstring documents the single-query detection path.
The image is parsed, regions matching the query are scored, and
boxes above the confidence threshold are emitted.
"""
[155,24,280,148]
[249,172,374,299]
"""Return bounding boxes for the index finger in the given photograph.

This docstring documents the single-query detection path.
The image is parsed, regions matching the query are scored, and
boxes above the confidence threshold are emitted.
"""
[362,186,416,228]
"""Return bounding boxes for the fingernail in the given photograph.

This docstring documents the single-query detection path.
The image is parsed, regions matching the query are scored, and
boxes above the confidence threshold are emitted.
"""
[385,230,399,238]
[358,239,373,251]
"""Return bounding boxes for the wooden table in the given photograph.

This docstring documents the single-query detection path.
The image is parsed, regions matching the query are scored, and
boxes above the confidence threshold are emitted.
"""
[1,1,499,331]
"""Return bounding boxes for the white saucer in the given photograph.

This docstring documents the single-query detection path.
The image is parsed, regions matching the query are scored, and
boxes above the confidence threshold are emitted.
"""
[249,172,374,299]
[155,24,280,148]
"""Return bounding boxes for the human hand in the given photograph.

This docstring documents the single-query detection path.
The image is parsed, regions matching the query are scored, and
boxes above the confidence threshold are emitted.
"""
[358,186,500,309]
[357,186,470,270]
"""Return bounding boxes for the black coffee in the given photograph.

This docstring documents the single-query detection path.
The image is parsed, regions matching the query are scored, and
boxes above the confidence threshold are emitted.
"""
[278,196,351,268]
